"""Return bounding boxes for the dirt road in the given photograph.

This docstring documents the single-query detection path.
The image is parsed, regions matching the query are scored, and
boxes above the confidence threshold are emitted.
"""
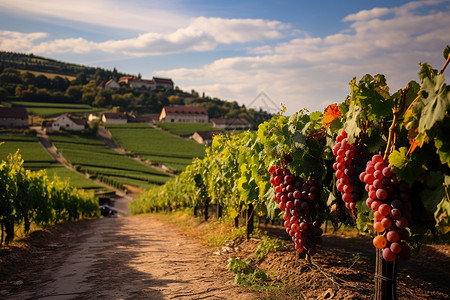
[2,216,261,300]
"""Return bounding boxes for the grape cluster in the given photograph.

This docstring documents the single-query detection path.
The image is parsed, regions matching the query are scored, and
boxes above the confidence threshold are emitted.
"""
[332,130,368,213]
[360,154,412,261]
[270,166,323,256]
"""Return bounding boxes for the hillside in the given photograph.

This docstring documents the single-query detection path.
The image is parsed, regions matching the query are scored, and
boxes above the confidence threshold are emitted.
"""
[0,51,273,126]
[0,51,124,78]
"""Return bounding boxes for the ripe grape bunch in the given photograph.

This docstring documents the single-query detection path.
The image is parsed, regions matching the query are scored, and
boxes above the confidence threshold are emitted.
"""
[270,165,323,256]
[360,154,412,262]
[332,130,368,212]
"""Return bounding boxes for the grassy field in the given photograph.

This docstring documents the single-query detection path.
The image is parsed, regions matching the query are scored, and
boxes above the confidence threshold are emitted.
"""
[0,135,55,165]
[44,166,108,191]
[0,134,106,191]
[17,69,76,80]
[157,122,218,137]
[48,131,172,190]
[3,101,104,117]
[104,123,206,172]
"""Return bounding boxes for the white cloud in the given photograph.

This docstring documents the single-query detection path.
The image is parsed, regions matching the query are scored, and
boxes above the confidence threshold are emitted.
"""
[0,0,189,33]
[156,1,450,114]
[0,31,48,52]
[343,7,391,22]
[0,17,287,56]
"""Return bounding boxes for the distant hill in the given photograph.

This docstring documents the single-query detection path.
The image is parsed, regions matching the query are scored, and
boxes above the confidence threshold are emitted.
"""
[0,51,273,127]
[0,51,125,78]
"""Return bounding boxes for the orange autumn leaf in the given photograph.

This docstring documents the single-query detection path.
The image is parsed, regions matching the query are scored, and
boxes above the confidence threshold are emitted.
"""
[407,139,419,156]
[322,104,341,128]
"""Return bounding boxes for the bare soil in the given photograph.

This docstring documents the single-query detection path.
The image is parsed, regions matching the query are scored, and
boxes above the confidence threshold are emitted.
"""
[0,216,263,300]
[1,216,449,300]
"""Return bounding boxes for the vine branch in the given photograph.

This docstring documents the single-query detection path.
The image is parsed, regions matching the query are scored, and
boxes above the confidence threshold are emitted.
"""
[384,84,411,160]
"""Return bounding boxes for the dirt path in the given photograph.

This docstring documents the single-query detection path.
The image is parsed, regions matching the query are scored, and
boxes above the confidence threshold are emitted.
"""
[1,216,262,300]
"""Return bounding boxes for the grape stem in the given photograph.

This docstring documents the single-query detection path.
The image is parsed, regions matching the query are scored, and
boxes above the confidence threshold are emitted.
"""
[383,84,411,160]
[440,53,450,75]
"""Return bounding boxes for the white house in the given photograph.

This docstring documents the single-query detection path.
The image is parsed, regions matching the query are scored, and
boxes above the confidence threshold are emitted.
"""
[159,106,209,123]
[210,118,251,130]
[47,114,87,132]
[129,79,155,89]
[102,112,128,124]
[0,107,28,128]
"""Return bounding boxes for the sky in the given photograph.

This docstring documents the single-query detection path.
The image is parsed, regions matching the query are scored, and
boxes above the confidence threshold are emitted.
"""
[0,0,449,115]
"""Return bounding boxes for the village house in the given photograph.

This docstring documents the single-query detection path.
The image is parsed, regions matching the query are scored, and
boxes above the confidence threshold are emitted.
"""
[118,76,136,85]
[102,112,128,124]
[129,79,155,89]
[0,107,28,128]
[128,113,159,124]
[117,76,174,90]
[210,118,251,130]
[46,114,87,132]
[104,79,120,89]
[153,77,174,89]
[159,106,209,123]
[191,131,218,144]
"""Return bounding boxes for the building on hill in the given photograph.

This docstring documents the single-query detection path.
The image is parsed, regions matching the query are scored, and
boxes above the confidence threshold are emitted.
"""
[104,79,120,89]
[102,112,128,124]
[129,79,155,89]
[210,118,251,130]
[116,75,174,90]
[191,131,221,144]
[159,106,209,123]
[0,107,28,128]
[128,113,159,124]
[153,77,174,89]
[46,114,87,132]
[118,76,137,85]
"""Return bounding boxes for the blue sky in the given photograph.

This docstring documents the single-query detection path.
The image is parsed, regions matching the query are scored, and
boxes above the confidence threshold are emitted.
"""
[0,0,449,115]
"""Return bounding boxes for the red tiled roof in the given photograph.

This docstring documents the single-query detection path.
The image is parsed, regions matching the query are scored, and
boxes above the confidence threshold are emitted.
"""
[195,131,215,140]
[153,77,173,84]
[70,118,87,126]
[0,107,28,119]
[163,106,207,115]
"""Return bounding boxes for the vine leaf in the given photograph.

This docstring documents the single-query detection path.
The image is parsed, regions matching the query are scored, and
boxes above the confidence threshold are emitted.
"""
[388,147,425,185]
[343,105,362,144]
[418,74,450,134]
[434,126,450,167]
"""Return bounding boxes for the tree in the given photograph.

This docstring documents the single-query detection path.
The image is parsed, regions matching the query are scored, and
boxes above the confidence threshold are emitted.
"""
[35,74,51,89]
[65,85,83,101]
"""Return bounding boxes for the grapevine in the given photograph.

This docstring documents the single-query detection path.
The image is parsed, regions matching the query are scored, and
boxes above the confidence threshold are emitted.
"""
[361,154,412,261]
[332,130,368,213]
[270,163,323,256]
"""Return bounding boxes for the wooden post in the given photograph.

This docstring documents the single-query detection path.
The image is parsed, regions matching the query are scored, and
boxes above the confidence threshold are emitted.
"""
[234,216,239,228]
[374,248,398,300]
[246,203,254,239]
[216,204,222,219]
[204,199,209,221]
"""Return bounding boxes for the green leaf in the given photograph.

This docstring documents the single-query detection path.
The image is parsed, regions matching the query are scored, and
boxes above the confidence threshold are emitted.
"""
[365,127,387,153]
[343,105,362,144]
[356,197,371,233]
[421,186,446,217]
[418,75,450,134]
[434,126,450,167]
[388,147,425,185]
[443,45,450,60]
[309,111,322,122]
